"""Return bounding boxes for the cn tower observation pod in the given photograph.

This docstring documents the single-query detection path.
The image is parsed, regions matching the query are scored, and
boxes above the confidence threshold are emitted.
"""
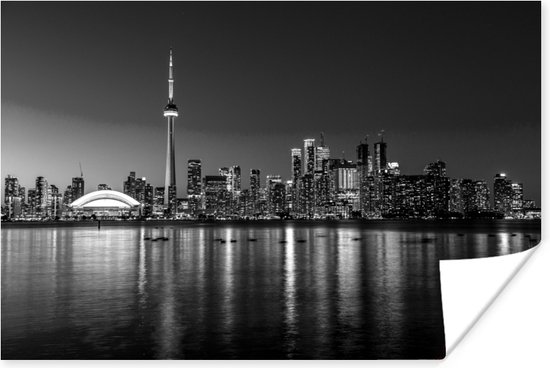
[70,190,140,218]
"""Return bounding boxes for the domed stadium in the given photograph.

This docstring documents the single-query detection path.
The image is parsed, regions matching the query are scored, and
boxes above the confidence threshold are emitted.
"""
[70,190,141,218]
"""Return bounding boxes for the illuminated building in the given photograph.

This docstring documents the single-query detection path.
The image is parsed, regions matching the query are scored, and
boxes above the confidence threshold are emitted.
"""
[70,190,141,218]
[511,182,523,210]
[71,177,84,202]
[423,160,449,216]
[187,159,202,217]
[493,173,513,217]
[3,175,22,218]
[97,184,111,190]
[250,169,261,215]
[163,49,179,215]
[373,135,387,176]
[315,133,330,172]
[35,176,49,217]
[473,180,491,212]
[123,171,137,198]
[203,175,228,217]
[153,187,165,216]
[303,138,316,175]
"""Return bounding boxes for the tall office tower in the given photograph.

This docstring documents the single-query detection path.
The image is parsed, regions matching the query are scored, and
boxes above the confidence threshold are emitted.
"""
[187,160,202,217]
[424,160,447,177]
[424,160,450,216]
[291,148,302,213]
[228,165,241,193]
[62,185,73,211]
[203,176,228,216]
[97,184,111,191]
[187,160,202,195]
[153,187,165,215]
[300,174,315,218]
[135,177,147,204]
[71,177,85,202]
[143,183,154,217]
[373,133,387,175]
[4,175,21,218]
[448,179,464,214]
[49,185,61,218]
[4,175,20,203]
[35,176,49,217]
[356,139,370,217]
[303,138,316,175]
[123,171,137,198]
[266,175,283,215]
[511,183,524,212]
[315,133,330,172]
[474,180,491,211]
[27,189,37,217]
[291,148,302,183]
[493,173,513,216]
[163,49,179,214]
[250,169,261,214]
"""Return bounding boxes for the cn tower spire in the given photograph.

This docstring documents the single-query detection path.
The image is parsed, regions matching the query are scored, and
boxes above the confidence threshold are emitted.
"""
[168,48,174,103]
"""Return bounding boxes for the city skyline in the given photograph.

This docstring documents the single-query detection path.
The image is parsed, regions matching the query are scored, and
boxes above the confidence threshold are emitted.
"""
[1,2,540,202]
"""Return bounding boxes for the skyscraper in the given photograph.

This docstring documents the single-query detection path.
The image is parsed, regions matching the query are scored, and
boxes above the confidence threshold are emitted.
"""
[187,160,202,217]
[71,177,85,202]
[35,176,49,217]
[163,49,179,214]
[315,133,330,172]
[374,134,387,175]
[494,173,513,217]
[228,165,241,194]
[291,148,302,214]
[250,169,261,214]
[303,138,316,175]
[187,160,202,195]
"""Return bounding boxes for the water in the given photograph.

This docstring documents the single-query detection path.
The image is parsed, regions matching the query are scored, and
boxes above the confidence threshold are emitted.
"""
[1,220,540,359]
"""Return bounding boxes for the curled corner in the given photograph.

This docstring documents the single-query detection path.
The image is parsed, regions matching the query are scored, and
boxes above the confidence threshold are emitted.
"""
[440,243,540,355]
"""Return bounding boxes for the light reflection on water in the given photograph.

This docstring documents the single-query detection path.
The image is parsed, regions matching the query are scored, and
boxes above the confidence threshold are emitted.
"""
[1,221,539,359]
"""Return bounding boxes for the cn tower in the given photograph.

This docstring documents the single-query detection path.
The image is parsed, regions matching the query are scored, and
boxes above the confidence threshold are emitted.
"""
[163,49,178,213]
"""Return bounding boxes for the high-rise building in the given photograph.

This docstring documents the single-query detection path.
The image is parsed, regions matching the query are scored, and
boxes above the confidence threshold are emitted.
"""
[315,133,330,172]
[250,169,261,215]
[71,177,85,202]
[493,173,513,216]
[511,182,523,212]
[228,166,241,194]
[123,172,137,198]
[187,160,202,195]
[4,175,22,218]
[303,138,316,175]
[187,159,202,217]
[474,180,491,212]
[291,149,302,184]
[203,176,228,217]
[290,148,302,214]
[423,160,449,216]
[163,49,179,214]
[374,136,387,175]
[35,176,49,217]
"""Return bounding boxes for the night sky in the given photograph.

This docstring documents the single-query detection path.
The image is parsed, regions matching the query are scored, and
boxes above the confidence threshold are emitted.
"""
[1,2,541,202]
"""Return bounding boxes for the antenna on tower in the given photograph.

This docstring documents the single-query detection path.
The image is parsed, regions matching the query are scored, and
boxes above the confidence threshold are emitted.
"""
[79,162,83,178]
[320,132,325,147]
[378,129,385,142]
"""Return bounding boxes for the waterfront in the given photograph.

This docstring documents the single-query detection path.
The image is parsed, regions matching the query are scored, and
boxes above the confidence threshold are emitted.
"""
[1,220,540,359]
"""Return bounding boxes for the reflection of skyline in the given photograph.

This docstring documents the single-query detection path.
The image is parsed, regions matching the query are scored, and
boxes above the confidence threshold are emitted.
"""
[1,223,538,359]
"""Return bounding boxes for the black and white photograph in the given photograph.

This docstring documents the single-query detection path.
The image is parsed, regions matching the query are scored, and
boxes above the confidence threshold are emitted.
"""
[1,1,541,360]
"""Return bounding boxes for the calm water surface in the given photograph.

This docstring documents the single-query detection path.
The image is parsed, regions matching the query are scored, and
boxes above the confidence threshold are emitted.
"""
[1,220,540,359]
